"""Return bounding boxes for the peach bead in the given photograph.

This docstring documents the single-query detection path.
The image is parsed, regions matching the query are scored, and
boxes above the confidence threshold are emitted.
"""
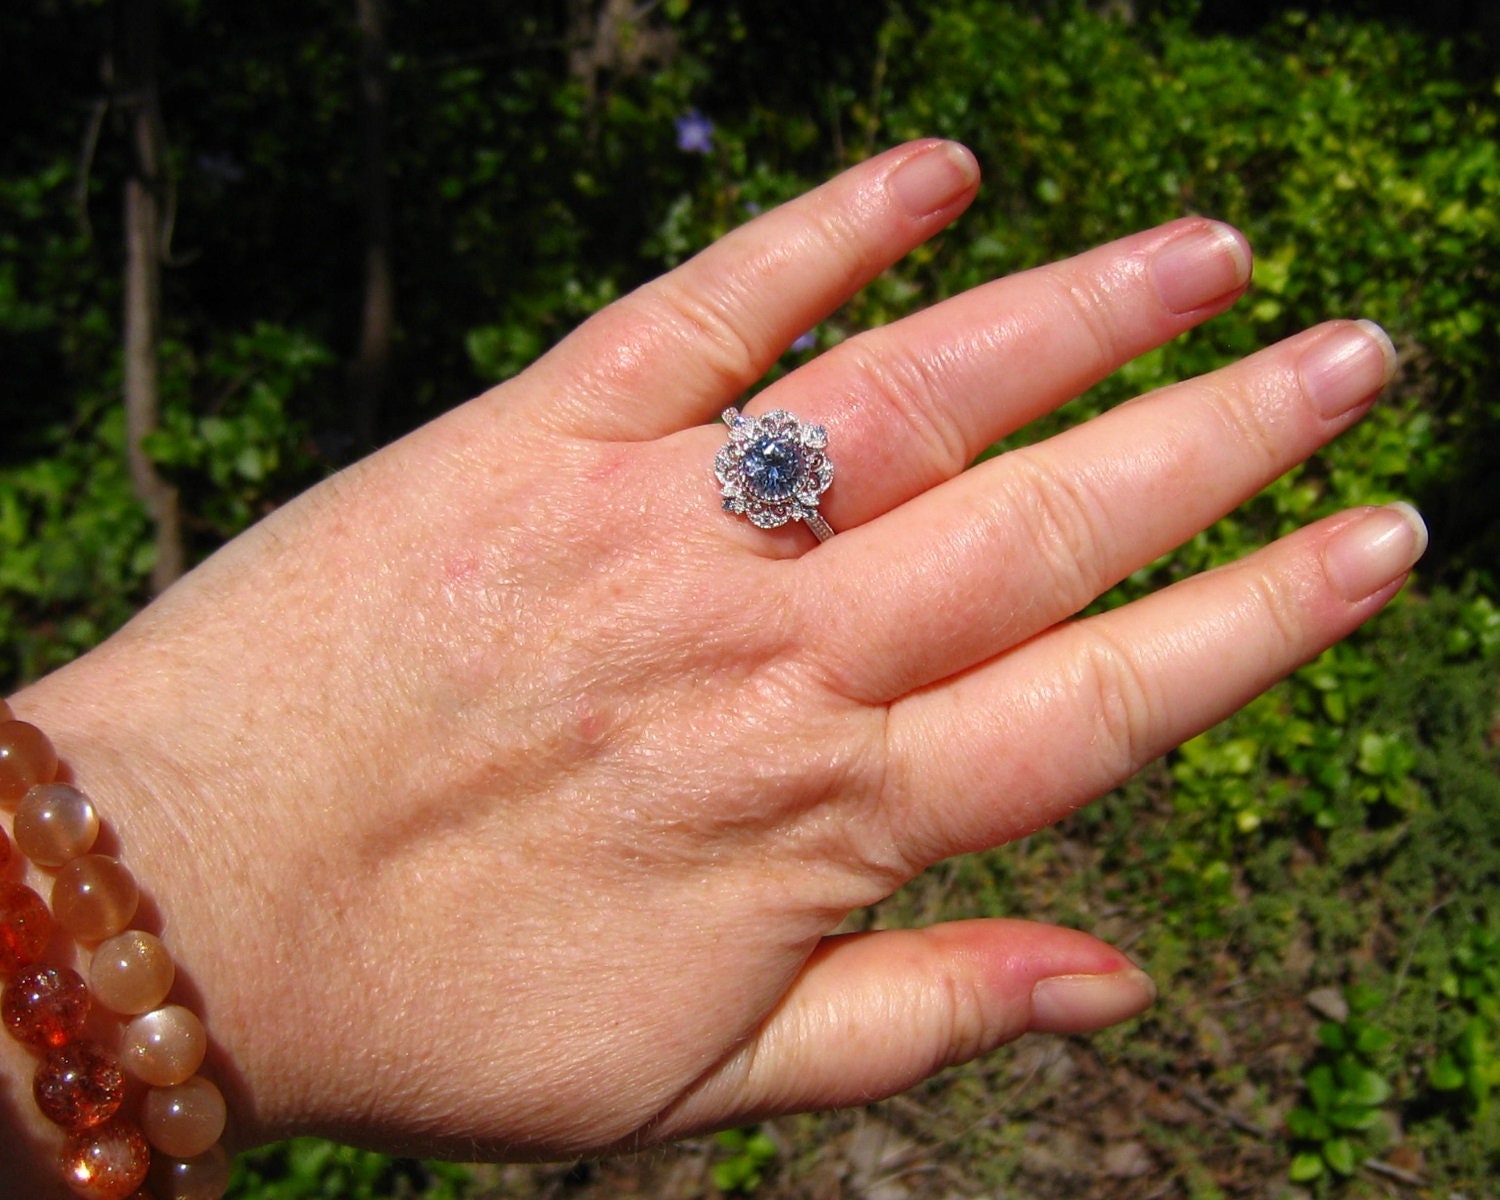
[0,881,54,972]
[53,855,139,942]
[91,930,175,1015]
[141,1075,226,1159]
[3,963,91,1048]
[121,1006,207,1087]
[16,782,100,866]
[149,1142,230,1200]
[0,719,58,806]
[35,1041,126,1130]
[59,1118,151,1200]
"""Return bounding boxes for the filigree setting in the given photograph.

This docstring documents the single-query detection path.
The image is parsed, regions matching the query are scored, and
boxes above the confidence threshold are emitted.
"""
[715,408,833,531]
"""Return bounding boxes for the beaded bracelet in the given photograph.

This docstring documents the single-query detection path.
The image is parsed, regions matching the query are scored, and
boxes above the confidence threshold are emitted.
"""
[0,699,229,1200]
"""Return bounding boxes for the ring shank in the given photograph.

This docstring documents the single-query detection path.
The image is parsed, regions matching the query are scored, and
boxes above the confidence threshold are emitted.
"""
[804,512,834,542]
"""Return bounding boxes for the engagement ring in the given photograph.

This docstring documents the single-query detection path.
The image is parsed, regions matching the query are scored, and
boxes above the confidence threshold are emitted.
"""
[715,408,835,541]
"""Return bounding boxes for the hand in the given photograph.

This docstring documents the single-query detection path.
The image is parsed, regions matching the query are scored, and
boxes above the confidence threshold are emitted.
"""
[7,139,1421,1168]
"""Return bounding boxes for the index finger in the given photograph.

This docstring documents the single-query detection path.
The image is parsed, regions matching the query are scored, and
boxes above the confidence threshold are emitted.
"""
[520,140,982,440]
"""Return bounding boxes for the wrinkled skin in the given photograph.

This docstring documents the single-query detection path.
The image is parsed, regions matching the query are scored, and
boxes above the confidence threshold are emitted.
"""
[2,141,1420,1191]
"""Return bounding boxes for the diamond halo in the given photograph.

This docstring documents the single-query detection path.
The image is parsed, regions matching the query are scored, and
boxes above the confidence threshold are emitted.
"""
[715,408,835,541]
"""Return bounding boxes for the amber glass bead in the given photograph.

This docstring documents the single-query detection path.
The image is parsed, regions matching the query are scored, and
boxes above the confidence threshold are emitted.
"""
[0,880,54,972]
[0,719,59,806]
[91,930,176,1015]
[0,822,10,868]
[53,855,140,942]
[149,1142,230,1200]
[141,1075,226,1159]
[59,1117,152,1200]
[0,697,11,720]
[16,782,101,866]
[3,963,90,1048]
[35,1040,127,1129]
[121,1005,207,1087]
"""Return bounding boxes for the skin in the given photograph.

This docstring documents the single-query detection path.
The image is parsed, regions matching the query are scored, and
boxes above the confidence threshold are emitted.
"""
[0,140,1422,1193]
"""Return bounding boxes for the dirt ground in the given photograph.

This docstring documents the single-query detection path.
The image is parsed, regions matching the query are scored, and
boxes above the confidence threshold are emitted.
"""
[466,1011,1340,1199]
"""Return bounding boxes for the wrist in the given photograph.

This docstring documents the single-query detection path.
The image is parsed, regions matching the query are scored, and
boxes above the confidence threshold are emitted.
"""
[2,685,234,1199]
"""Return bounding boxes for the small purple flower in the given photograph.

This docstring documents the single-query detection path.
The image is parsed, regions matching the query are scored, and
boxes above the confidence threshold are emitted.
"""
[674,108,714,155]
[789,329,817,354]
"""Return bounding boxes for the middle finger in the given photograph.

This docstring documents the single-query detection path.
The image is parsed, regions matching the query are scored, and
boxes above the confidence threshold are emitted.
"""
[802,318,1396,702]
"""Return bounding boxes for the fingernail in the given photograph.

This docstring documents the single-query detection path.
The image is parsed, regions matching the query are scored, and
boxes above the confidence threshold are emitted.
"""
[1151,220,1252,315]
[1030,968,1157,1034]
[1298,320,1398,419]
[1323,502,1428,602]
[889,141,980,217]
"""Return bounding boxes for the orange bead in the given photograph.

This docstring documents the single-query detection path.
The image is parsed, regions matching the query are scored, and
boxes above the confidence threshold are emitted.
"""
[141,1076,226,1159]
[35,1041,126,1130]
[59,1118,151,1200]
[91,930,175,1015]
[0,881,54,972]
[149,1142,229,1200]
[16,782,100,866]
[0,719,58,806]
[53,855,139,942]
[3,963,91,1048]
[121,1006,207,1087]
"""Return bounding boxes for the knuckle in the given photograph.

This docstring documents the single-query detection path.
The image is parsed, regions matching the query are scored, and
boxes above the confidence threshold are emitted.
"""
[1077,629,1161,780]
[1203,373,1288,473]
[1041,266,1130,372]
[837,336,973,479]
[641,279,764,397]
[1237,566,1309,656]
[1005,450,1115,610]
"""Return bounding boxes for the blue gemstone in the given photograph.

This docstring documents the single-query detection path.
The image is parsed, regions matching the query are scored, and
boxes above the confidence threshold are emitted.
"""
[743,434,801,501]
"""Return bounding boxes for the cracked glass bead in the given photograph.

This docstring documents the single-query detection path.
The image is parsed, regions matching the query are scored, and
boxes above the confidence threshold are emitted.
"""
[59,1118,151,1200]
[3,963,91,1048]
[0,881,54,973]
[35,1041,126,1130]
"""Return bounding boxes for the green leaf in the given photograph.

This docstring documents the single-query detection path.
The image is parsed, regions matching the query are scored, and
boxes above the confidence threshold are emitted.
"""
[1286,1106,1331,1139]
[1428,1055,1466,1091]
[1324,1136,1359,1176]
[1289,1151,1325,1181]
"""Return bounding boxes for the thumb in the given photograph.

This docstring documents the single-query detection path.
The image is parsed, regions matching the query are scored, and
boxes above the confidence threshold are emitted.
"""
[649,919,1155,1139]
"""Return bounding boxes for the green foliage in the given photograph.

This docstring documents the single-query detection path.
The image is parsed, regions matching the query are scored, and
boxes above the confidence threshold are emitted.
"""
[229,1139,472,1199]
[1428,924,1500,1121]
[1286,986,1397,1181]
[711,1126,779,1194]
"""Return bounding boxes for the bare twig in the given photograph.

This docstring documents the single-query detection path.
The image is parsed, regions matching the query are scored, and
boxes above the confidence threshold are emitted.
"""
[1361,1156,1428,1187]
[1148,1072,1272,1140]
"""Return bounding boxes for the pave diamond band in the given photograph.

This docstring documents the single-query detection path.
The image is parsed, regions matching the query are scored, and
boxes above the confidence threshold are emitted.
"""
[715,408,835,541]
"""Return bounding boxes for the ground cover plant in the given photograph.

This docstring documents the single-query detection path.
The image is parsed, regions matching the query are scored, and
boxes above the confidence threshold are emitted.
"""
[3,1,1497,1195]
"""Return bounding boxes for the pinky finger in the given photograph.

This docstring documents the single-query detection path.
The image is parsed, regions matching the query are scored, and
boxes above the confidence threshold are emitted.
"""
[644,920,1154,1141]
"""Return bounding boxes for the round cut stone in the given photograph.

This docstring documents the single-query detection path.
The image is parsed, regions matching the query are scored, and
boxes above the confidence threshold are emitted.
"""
[743,435,802,501]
